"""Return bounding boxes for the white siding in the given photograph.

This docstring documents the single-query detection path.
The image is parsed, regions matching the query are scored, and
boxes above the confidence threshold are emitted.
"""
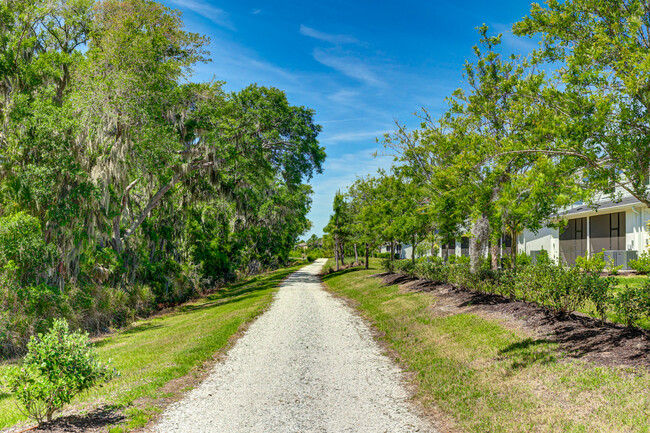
[519,227,559,261]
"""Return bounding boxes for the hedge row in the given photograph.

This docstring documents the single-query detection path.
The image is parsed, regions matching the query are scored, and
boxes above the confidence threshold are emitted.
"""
[386,258,650,328]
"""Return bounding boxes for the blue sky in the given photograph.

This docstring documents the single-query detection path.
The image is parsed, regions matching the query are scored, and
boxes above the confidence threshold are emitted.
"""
[160,0,539,239]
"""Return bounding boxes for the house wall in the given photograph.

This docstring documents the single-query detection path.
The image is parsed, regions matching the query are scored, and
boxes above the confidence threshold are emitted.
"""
[628,207,650,253]
[518,227,559,262]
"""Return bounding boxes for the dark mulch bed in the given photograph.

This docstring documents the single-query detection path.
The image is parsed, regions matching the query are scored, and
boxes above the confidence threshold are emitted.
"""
[3,407,125,433]
[380,273,650,370]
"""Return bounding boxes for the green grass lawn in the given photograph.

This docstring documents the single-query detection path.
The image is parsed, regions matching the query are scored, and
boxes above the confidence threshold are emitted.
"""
[323,259,650,433]
[0,263,305,432]
[613,274,648,289]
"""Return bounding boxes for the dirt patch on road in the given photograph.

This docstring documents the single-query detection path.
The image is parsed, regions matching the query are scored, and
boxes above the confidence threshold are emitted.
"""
[382,274,650,370]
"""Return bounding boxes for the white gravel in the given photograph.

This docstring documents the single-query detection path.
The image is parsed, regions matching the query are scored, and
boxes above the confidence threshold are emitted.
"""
[154,259,434,433]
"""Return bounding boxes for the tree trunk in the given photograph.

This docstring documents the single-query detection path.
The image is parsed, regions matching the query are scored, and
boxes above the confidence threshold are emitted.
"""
[390,240,395,264]
[365,243,369,270]
[411,234,417,264]
[354,243,359,265]
[511,227,518,272]
[470,216,490,273]
[443,239,449,262]
[490,240,499,271]
[340,243,345,266]
[335,237,340,271]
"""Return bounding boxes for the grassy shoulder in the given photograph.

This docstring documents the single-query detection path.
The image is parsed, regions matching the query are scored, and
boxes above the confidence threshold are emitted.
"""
[322,259,650,433]
[0,263,305,432]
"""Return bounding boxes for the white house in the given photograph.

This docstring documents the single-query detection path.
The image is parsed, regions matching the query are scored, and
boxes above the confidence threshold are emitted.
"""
[381,188,650,269]
[518,192,649,269]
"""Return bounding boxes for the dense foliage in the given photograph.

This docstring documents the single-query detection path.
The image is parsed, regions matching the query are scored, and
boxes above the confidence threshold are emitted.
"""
[0,0,325,356]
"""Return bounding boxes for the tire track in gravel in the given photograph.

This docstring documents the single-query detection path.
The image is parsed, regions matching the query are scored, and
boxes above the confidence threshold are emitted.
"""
[154,259,435,433]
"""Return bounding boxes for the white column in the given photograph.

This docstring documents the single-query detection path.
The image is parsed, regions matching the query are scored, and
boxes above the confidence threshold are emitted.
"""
[586,216,591,256]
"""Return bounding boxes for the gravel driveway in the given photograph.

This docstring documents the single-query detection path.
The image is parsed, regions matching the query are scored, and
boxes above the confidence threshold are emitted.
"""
[154,259,434,432]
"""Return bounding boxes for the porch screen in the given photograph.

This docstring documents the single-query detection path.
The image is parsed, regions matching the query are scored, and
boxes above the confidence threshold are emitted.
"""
[461,236,470,256]
[590,212,625,252]
[559,217,587,265]
[443,239,456,257]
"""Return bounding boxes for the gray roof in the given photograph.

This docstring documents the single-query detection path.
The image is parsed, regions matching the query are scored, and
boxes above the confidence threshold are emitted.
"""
[561,195,642,217]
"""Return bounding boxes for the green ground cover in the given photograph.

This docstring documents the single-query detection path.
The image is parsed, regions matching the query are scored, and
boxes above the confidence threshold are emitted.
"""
[614,275,648,289]
[0,263,304,432]
[323,259,650,433]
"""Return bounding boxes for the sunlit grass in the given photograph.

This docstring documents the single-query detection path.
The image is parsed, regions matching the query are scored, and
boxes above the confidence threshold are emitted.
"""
[323,259,650,433]
[0,264,304,431]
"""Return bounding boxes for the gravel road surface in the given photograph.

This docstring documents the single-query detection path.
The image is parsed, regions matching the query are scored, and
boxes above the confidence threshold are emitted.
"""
[154,259,434,432]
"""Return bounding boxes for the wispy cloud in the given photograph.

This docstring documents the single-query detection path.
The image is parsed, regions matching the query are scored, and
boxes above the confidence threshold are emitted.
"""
[325,129,392,143]
[169,0,234,30]
[251,8,262,15]
[313,49,385,87]
[299,25,359,45]
[491,22,538,55]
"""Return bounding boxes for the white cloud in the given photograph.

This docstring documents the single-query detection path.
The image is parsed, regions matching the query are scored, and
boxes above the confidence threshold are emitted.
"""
[313,49,385,87]
[252,8,262,14]
[169,0,234,30]
[325,129,391,143]
[300,25,359,45]
[491,22,539,54]
[193,36,301,89]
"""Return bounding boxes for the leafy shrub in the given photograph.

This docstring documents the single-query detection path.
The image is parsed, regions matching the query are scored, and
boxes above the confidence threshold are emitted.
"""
[515,261,610,314]
[575,251,606,275]
[376,252,392,259]
[381,258,394,273]
[629,249,650,274]
[414,258,449,284]
[393,260,415,276]
[532,249,551,265]
[3,319,116,424]
[515,252,532,267]
[612,282,650,327]
[605,258,623,276]
[446,262,473,288]
[586,275,614,322]
[306,250,323,262]
[535,265,587,313]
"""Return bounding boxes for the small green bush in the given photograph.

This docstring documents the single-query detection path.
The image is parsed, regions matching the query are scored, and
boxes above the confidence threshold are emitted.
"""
[3,319,116,424]
[629,249,650,274]
[612,282,650,327]
[575,251,606,275]
[414,258,449,284]
[587,275,614,322]
[515,252,532,268]
[393,260,415,276]
[380,258,394,273]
